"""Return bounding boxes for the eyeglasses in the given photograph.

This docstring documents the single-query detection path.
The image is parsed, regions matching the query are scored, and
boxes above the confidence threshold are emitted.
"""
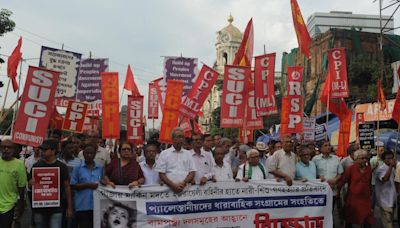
[121,148,131,151]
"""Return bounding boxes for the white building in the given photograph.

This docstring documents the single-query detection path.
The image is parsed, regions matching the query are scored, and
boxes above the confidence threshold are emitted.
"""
[307,11,394,38]
[198,15,242,132]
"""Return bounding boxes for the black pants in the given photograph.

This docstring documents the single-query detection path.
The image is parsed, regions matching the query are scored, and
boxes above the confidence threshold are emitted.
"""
[76,210,93,228]
[0,207,15,228]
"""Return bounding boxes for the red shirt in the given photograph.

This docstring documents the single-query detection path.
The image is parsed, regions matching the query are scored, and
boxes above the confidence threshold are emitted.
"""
[105,159,144,185]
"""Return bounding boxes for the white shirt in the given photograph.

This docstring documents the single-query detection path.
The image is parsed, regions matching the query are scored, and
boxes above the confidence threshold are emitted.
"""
[155,146,196,183]
[25,154,40,174]
[268,149,296,179]
[236,163,266,181]
[78,146,110,167]
[140,161,160,185]
[265,156,275,179]
[212,162,233,181]
[376,163,397,208]
[191,149,215,184]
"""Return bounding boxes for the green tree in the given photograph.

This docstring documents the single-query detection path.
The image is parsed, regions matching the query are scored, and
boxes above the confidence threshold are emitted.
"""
[0,9,15,37]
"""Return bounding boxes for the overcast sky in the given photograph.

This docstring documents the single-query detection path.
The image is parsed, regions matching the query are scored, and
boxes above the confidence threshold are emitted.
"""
[0,0,396,128]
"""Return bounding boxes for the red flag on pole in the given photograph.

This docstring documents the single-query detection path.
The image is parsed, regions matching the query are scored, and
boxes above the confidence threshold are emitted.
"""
[392,89,400,124]
[290,0,312,58]
[233,18,254,67]
[377,79,387,111]
[124,64,140,96]
[7,37,22,92]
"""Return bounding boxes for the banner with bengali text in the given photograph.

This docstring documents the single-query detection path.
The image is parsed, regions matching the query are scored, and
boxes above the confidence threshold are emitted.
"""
[94,181,332,228]
[39,46,82,107]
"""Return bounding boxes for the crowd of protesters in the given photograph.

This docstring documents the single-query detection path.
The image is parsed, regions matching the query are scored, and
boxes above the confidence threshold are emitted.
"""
[0,127,400,227]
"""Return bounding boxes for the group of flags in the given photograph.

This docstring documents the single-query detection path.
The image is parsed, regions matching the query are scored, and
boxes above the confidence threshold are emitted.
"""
[1,0,396,155]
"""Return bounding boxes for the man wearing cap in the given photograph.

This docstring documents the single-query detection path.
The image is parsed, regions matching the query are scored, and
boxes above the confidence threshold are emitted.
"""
[236,149,267,181]
[0,139,27,228]
[29,139,73,227]
[256,142,268,166]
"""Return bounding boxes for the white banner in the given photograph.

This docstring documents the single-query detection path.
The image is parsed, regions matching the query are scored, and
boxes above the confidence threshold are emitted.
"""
[303,117,316,142]
[94,181,332,228]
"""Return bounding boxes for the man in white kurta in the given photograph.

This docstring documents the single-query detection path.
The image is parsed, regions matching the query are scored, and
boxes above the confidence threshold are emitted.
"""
[236,149,267,181]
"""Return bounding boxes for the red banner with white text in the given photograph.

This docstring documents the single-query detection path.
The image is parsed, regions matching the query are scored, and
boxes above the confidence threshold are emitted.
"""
[12,66,60,147]
[284,66,303,134]
[246,72,263,129]
[82,116,99,132]
[101,72,120,139]
[62,100,88,133]
[148,82,159,119]
[127,95,144,145]
[220,65,250,128]
[159,80,184,143]
[254,53,277,116]
[328,48,348,98]
[180,65,219,119]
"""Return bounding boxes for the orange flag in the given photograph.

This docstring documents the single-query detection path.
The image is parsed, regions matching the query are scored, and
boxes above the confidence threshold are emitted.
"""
[7,37,22,92]
[290,0,312,58]
[320,71,351,157]
[377,79,387,111]
[124,64,141,96]
[233,18,254,67]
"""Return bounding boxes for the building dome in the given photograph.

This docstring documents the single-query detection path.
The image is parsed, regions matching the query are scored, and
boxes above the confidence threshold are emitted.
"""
[218,14,242,43]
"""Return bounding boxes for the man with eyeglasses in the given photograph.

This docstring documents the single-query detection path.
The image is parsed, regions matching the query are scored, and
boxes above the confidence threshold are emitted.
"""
[191,134,215,185]
[268,135,297,186]
[0,139,27,228]
[155,127,196,193]
[78,129,111,167]
[295,146,317,182]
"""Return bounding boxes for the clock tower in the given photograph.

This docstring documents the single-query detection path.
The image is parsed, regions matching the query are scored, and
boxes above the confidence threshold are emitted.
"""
[215,14,243,73]
[198,15,243,132]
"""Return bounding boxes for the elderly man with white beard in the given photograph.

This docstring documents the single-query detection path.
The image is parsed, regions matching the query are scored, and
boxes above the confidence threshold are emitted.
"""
[235,149,267,182]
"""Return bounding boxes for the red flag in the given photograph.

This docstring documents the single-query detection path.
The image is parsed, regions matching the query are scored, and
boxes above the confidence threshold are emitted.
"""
[377,79,387,111]
[7,37,22,92]
[290,0,312,58]
[320,71,351,157]
[124,64,140,96]
[233,18,254,67]
[393,89,400,124]
[337,112,352,157]
[320,71,350,120]
[49,107,64,130]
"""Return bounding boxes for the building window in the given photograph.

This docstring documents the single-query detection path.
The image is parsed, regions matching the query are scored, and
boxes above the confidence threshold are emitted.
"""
[223,52,228,65]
